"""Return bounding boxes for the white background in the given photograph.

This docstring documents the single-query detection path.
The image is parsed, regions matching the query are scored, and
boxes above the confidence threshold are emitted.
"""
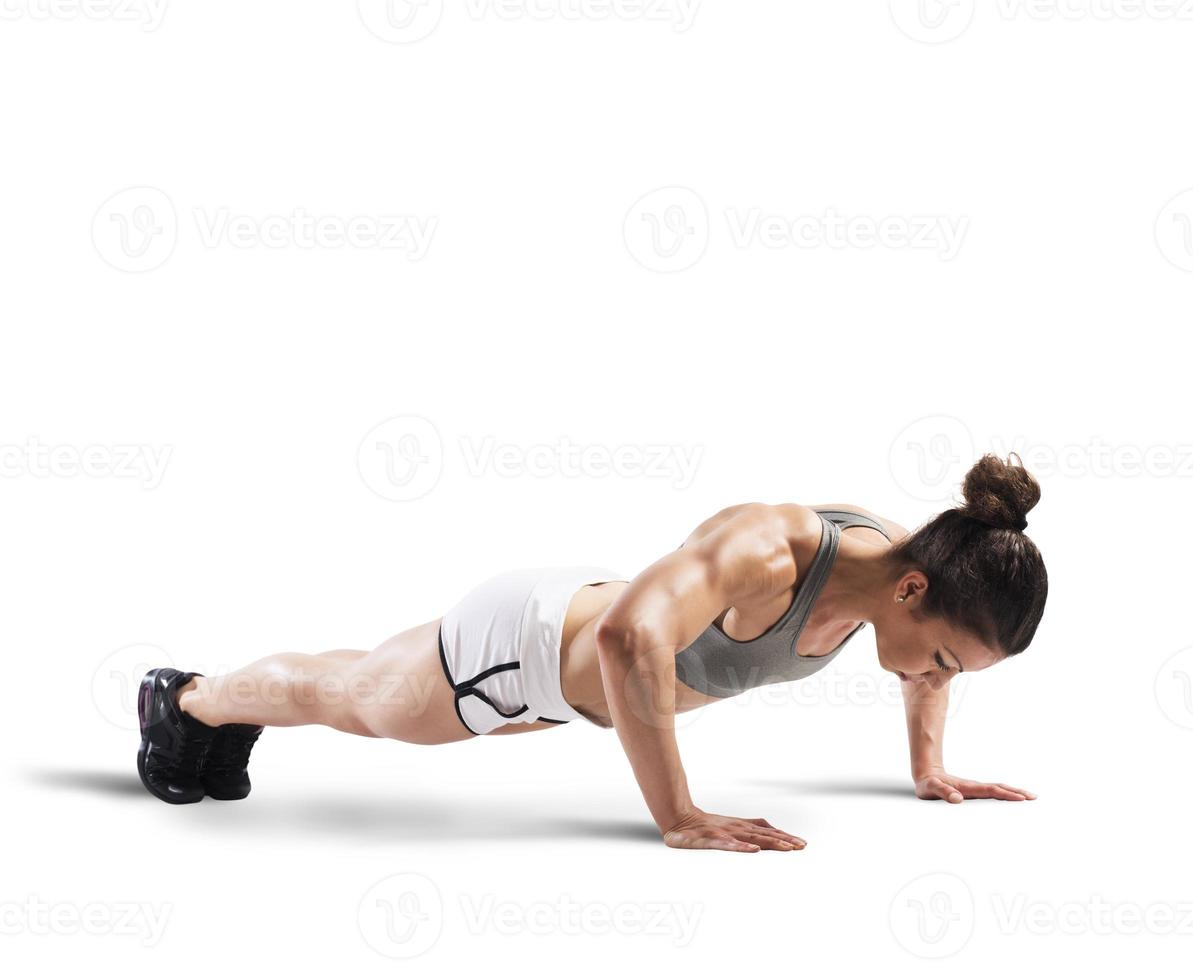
[3,0,1192,974]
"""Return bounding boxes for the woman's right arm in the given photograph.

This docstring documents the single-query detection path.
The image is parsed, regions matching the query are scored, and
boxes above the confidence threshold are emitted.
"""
[594,505,810,853]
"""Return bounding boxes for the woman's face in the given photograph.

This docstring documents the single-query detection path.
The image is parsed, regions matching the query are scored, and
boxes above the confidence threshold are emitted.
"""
[873,573,1004,689]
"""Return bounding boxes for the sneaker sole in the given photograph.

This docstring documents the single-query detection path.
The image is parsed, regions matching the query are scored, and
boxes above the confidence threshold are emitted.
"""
[202,785,251,801]
[137,669,205,805]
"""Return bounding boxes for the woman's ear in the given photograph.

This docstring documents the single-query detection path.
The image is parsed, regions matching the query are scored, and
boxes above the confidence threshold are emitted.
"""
[895,571,929,608]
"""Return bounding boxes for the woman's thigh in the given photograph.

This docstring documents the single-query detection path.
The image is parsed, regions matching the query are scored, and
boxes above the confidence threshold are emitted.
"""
[342,615,579,743]
[344,618,474,744]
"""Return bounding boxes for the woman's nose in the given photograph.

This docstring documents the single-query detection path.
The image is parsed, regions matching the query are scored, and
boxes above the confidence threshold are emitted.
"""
[896,669,944,690]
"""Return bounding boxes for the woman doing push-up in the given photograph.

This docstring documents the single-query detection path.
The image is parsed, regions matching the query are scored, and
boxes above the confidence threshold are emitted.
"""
[137,453,1048,853]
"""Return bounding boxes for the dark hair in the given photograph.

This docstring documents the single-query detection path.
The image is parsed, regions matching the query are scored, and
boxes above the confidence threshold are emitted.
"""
[888,452,1048,656]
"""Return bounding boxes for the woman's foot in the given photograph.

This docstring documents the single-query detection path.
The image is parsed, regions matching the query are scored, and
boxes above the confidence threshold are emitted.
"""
[200,724,264,800]
[136,668,219,804]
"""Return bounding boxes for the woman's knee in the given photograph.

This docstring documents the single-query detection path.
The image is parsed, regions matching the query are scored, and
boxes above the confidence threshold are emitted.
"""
[243,653,352,728]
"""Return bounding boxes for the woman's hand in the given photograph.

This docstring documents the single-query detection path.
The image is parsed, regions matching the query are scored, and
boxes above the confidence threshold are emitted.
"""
[662,808,806,852]
[914,769,1037,804]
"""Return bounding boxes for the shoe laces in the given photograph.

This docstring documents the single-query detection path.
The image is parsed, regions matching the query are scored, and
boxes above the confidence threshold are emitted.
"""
[148,725,212,778]
[177,731,212,771]
[206,726,262,774]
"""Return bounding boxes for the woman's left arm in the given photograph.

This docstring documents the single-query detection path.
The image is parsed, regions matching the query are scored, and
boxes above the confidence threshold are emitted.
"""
[902,678,1037,803]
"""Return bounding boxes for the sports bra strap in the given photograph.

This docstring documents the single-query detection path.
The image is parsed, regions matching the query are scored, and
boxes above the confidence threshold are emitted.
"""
[812,509,892,540]
[782,514,841,632]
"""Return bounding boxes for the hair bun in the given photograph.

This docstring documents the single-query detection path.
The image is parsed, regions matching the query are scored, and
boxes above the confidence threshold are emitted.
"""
[960,452,1040,533]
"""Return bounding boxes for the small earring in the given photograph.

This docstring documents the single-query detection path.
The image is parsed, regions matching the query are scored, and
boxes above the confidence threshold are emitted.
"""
[896,596,906,603]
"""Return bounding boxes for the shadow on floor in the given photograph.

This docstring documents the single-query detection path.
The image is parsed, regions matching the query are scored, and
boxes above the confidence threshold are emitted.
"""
[24,768,660,844]
[27,768,146,797]
[748,776,914,799]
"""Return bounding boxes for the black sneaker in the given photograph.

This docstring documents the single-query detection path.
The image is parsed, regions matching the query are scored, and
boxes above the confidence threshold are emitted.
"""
[136,668,218,804]
[201,724,263,801]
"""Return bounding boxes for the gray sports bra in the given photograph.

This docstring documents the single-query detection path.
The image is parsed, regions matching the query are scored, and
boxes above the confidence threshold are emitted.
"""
[673,509,893,699]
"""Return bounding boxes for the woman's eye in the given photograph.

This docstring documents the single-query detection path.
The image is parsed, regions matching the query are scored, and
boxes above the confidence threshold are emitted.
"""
[934,653,950,672]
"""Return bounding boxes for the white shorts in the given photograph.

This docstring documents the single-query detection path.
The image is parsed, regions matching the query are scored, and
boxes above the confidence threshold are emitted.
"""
[438,566,626,735]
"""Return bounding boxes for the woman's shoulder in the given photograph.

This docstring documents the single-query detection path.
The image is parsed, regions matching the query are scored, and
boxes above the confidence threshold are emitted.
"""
[681,501,909,558]
[685,502,821,546]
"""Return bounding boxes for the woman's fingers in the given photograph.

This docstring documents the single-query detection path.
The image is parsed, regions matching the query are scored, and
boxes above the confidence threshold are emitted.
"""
[742,819,805,846]
[917,775,1037,803]
[700,830,800,852]
[952,781,1034,801]
[927,777,964,803]
[662,812,807,852]
[737,831,804,851]
[705,836,761,853]
[957,781,1026,801]
[695,834,760,853]
[986,784,1028,801]
[663,829,803,852]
